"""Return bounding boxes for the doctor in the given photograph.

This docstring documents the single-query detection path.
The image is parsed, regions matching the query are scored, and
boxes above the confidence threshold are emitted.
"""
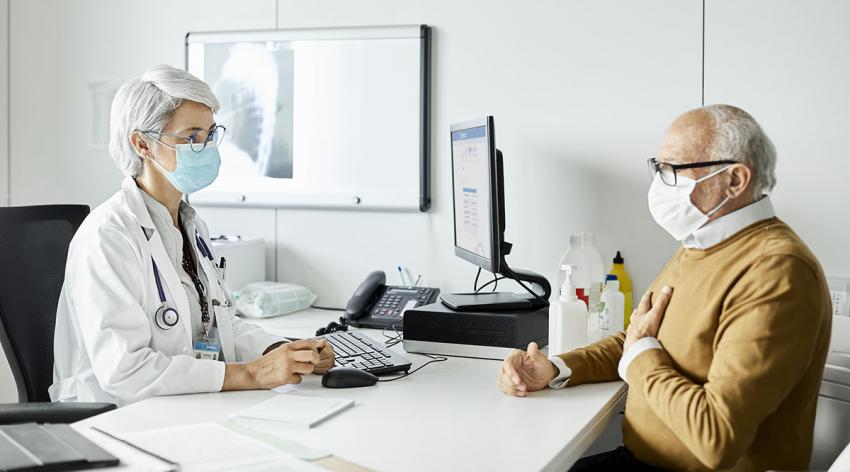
[50,65,333,406]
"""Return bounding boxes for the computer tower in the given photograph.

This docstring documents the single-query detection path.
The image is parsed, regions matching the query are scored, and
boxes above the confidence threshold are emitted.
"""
[402,302,548,360]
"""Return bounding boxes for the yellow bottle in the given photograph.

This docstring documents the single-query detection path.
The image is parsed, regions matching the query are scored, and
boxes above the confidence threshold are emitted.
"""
[609,251,633,327]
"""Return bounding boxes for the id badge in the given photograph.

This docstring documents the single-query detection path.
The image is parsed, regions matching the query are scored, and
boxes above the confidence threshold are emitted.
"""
[193,334,221,361]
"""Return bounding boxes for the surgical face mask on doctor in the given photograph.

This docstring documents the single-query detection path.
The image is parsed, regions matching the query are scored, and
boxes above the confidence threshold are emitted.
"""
[146,140,221,195]
[647,165,732,241]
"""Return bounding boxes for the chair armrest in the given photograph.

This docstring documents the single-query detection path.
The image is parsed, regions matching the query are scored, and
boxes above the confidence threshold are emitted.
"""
[0,402,116,424]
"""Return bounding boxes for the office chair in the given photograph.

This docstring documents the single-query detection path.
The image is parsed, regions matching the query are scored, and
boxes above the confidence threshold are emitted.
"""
[0,205,115,424]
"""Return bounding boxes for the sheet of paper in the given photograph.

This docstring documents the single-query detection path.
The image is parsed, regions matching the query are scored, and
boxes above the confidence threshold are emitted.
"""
[119,422,323,472]
[229,394,354,428]
[79,427,174,472]
[223,421,330,461]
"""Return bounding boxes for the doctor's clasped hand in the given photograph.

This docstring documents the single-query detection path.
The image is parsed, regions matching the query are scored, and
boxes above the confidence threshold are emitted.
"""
[224,339,334,390]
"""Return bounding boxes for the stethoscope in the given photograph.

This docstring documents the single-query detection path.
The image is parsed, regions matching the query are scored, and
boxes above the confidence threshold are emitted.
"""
[151,229,233,331]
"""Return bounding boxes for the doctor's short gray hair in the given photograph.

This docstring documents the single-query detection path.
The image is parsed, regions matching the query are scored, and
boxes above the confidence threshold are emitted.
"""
[703,104,777,199]
[108,65,220,178]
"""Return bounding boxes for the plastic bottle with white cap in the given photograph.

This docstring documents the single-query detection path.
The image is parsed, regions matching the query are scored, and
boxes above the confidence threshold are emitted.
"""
[549,265,588,355]
[598,274,625,335]
[580,232,606,314]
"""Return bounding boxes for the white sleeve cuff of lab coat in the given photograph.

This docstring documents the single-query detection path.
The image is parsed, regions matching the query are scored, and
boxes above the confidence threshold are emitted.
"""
[547,356,572,390]
[233,326,283,361]
[618,337,662,383]
[201,358,227,392]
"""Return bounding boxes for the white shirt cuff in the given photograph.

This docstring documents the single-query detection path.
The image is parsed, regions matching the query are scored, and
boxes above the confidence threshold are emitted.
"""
[547,356,572,389]
[618,337,662,383]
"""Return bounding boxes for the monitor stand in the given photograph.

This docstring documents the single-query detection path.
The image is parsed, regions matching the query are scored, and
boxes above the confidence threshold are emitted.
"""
[440,242,552,312]
[440,292,534,312]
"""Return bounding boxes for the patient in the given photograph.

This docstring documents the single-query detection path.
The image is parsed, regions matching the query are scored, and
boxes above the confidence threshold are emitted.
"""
[497,105,831,471]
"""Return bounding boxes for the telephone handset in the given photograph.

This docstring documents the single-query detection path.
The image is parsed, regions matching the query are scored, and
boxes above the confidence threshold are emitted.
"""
[344,270,440,330]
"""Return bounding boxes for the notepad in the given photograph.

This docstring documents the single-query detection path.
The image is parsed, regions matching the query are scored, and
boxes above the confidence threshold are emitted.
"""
[229,394,355,428]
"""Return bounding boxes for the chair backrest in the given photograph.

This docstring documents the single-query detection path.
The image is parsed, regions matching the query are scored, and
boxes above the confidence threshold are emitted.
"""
[811,351,850,469]
[0,205,89,402]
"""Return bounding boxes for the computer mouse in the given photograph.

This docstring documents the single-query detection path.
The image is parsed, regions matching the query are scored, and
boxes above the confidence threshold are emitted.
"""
[321,367,379,388]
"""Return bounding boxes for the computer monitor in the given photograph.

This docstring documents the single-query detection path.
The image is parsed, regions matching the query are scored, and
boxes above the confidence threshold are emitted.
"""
[450,116,504,274]
[445,117,550,312]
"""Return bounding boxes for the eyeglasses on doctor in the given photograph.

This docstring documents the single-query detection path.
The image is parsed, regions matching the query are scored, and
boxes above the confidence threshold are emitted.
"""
[646,157,737,186]
[140,124,227,152]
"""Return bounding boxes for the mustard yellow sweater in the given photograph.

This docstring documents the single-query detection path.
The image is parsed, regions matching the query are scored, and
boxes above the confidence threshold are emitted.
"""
[559,218,831,471]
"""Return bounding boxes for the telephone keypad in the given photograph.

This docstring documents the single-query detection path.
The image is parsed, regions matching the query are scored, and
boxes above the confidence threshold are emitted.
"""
[370,287,439,319]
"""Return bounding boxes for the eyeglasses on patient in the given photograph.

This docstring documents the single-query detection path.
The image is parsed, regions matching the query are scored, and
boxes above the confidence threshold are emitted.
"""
[646,157,736,186]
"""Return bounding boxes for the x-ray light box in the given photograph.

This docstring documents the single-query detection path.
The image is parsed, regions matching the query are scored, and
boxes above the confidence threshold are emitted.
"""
[185,25,432,212]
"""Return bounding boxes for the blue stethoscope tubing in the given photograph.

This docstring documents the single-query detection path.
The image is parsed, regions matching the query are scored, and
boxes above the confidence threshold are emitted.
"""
[152,257,180,330]
[151,230,232,331]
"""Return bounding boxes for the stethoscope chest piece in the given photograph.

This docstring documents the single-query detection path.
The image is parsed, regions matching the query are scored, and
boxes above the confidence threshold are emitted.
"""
[151,257,180,331]
[155,304,180,330]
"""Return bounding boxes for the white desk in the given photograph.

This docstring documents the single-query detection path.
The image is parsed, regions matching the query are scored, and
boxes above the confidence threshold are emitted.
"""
[74,308,627,472]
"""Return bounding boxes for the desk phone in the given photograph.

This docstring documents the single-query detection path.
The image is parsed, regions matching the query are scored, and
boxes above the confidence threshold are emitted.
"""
[344,271,440,330]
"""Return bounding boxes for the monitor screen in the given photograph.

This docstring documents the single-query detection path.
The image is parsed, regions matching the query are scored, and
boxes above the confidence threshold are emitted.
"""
[451,122,495,270]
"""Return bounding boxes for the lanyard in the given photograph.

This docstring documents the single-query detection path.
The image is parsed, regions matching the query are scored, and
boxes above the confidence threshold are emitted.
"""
[181,229,211,336]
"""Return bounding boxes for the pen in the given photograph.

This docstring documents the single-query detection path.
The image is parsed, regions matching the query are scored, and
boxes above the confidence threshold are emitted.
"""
[219,257,227,281]
[403,267,414,287]
[414,274,422,287]
[397,266,408,286]
[91,427,181,470]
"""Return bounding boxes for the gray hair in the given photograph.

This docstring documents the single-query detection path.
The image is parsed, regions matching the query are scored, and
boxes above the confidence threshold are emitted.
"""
[703,104,777,198]
[108,65,220,178]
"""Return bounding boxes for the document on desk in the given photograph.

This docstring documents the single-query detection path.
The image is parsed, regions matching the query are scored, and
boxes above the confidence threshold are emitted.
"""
[229,394,355,428]
[119,422,324,471]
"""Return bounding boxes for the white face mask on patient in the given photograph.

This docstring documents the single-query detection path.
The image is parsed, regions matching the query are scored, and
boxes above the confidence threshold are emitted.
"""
[647,166,732,241]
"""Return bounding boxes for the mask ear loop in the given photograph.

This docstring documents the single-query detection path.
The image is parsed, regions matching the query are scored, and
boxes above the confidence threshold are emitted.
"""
[696,165,734,216]
[694,164,733,184]
[136,131,175,176]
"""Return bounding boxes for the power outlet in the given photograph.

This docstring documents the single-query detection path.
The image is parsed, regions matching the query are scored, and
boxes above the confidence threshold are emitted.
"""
[832,290,848,318]
[828,276,850,318]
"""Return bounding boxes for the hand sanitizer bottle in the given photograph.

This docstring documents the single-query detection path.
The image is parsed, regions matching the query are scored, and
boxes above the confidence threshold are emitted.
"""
[558,234,589,305]
[550,265,589,355]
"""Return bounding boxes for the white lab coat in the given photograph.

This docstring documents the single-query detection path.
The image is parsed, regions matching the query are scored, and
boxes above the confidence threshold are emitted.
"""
[50,177,280,406]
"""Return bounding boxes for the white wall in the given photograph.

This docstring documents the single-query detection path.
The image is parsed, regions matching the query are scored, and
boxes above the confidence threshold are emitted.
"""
[8,0,278,207]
